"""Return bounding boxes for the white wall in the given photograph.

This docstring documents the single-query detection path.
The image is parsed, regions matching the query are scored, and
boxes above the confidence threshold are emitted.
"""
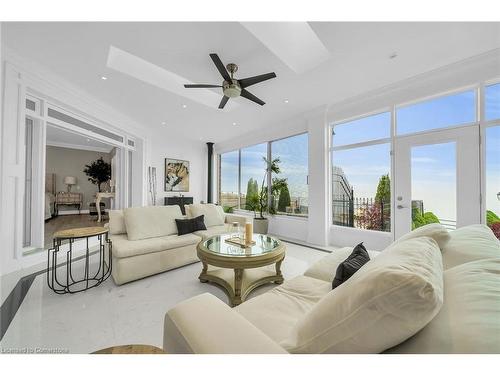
[148,127,207,206]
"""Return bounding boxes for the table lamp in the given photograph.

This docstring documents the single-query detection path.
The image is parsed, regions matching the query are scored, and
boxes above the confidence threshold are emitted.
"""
[64,176,76,192]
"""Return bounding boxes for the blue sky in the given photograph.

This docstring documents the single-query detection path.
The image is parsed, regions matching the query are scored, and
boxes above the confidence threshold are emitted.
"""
[221,84,500,218]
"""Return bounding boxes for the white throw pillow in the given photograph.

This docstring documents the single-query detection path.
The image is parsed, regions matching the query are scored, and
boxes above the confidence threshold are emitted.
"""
[108,210,127,235]
[188,203,224,227]
[282,236,444,354]
[441,224,500,270]
[393,223,451,249]
[124,206,182,241]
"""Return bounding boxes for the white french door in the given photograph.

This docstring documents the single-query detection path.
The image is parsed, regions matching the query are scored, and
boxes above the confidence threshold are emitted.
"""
[394,126,480,239]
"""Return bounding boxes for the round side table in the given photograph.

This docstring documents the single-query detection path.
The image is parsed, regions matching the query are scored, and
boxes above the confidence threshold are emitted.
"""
[47,227,112,294]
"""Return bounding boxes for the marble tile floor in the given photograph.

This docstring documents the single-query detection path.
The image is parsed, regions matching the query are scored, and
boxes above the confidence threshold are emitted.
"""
[0,242,330,354]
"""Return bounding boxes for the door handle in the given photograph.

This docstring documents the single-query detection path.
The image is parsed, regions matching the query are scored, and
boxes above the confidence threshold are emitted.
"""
[397,205,408,209]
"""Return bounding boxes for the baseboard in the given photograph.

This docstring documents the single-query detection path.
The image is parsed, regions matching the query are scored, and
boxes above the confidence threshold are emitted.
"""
[56,209,90,215]
[56,209,110,216]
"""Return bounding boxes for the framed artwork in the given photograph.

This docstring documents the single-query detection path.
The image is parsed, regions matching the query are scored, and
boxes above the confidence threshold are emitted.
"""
[165,158,190,192]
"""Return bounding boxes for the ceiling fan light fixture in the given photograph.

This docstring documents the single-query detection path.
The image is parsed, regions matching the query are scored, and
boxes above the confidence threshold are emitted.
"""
[223,81,241,98]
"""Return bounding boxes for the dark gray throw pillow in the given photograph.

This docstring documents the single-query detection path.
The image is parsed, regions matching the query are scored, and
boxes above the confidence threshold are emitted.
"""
[175,215,207,235]
[332,242,370,289]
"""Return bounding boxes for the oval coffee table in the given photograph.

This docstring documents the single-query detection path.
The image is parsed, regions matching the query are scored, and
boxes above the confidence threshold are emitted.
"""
[197,233,285,306]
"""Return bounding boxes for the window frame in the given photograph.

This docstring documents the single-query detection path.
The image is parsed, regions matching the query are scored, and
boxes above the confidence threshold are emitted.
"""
[270,132,309,217]
[330,110,393,232]
[329,79,500,234]
[395,85,478,136]
[217,131,309,217]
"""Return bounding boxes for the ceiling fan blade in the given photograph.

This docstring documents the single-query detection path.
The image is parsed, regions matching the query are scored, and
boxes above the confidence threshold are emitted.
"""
[218,96,230,109]
[238,72,277,88]
[240,89,265,106]
[184,84,222,88]
[210,53,232,82]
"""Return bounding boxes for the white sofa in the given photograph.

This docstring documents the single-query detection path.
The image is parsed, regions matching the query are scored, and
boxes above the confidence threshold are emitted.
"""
[108,204,247,285]
[163,224,500,354]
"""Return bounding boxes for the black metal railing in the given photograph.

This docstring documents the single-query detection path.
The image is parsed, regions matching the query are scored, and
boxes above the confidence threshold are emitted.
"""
[333,196,391,232]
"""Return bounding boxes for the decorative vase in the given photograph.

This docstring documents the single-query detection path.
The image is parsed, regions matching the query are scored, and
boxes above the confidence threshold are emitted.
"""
[253,218,268,234]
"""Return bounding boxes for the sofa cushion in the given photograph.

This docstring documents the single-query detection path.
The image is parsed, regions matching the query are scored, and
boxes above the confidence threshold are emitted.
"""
[332,243,371,289]
[194,225,228,240]
[175,215,207,235]
[387,258,500,353]
[188,204,224,227]
[124,206,182,241]
[441,224,500,270]
[108,210,126,235]
[283,237,443,354]
[393,223,451,249]
[304,247,380,283]
[111,233,200,258]
[235,275,331,344]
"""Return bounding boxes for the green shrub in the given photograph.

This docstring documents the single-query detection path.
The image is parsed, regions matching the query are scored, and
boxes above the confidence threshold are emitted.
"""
[486,210,500,226]
[423,212,440,224]
[412,208,426,229]
[412,209,440,229]
[223,205,234,213]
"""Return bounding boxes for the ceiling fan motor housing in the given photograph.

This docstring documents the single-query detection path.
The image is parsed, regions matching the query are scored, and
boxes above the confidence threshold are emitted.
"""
[223,80,241,98]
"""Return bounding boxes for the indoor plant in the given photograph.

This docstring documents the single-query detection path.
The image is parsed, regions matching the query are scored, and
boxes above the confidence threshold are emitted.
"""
[83,157,112,192]
[247,157,287,234]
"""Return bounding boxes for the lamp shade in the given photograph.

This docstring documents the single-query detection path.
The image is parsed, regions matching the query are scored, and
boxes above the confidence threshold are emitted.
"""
[64,176,76,185]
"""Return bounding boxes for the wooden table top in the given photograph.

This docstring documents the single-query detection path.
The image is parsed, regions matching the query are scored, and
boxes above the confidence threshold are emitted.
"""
[53,226,109,239]
[92,344,165,354]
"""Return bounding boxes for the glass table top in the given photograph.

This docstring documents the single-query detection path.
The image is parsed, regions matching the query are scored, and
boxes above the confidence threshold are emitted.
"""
[202,234,281,257]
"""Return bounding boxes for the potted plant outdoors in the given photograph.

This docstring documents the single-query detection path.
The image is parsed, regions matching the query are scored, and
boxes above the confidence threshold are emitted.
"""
[83,157,112,193]
[247,157,287,234]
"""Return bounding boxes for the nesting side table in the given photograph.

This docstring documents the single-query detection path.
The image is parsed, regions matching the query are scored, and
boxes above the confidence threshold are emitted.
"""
[47,227,112,294]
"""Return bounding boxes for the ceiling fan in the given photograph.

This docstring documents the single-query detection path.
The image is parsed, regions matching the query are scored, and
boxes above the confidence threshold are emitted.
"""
[184,53,277,109]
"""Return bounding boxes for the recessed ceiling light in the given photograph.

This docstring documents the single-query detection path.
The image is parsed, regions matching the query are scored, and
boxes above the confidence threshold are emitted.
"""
[182,104,187,109]
[161,121,166,125]
[232,122,237,126]
[284,99,289,104]
[86,138,90,142]
[100,76,108,80]
[389,53,398,59]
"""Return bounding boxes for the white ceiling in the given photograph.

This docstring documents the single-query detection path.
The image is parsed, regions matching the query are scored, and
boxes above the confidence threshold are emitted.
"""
[4,22,500,143]
[46,124,114,152]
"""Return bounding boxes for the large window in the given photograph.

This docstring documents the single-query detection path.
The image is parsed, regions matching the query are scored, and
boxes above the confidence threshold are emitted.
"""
[397,90,476,135]
[331,113,391,232]
[219,150,239,209]
[333,112,390,146]
[218,134,309,216]
[271,133,309,216]
[240,143,267,210]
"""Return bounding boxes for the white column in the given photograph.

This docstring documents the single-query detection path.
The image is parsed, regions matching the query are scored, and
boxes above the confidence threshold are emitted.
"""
[306,110,329,246]
[0,64,25,275]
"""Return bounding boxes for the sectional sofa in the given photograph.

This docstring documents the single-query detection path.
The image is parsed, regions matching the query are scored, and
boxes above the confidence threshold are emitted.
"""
[163,224,500,354]
[107,203,248,285]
